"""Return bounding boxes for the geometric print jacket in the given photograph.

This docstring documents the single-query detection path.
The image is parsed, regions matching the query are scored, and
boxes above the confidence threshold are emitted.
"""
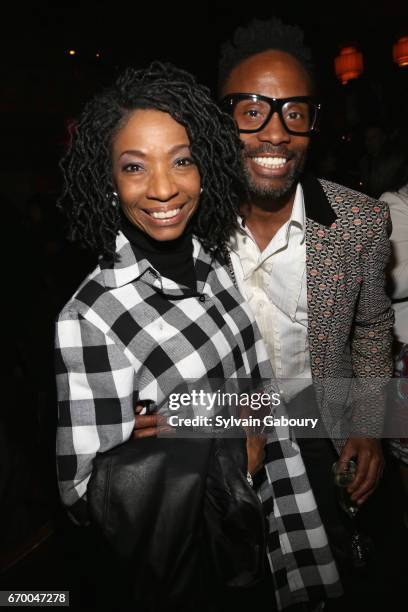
[300,175,393,447]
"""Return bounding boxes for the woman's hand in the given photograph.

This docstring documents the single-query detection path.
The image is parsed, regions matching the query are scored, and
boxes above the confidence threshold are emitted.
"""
[133,404,171,438]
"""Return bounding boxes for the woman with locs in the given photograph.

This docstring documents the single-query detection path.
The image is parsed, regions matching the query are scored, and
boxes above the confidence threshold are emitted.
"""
[56,62,341,611]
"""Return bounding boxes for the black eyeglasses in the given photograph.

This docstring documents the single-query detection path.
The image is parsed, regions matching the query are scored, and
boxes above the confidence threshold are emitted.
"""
[221,93,321,136]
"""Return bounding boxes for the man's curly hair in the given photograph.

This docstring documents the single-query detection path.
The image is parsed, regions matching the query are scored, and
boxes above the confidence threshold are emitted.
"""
[218,17,315,93]
[59,61,245,260]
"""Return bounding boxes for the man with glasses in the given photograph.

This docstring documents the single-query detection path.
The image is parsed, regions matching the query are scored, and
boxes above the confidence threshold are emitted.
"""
[219,16,393,596]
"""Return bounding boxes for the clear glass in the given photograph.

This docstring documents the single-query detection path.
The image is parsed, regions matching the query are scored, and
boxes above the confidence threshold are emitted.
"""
[333,459,359,517]
[332,459,372,568]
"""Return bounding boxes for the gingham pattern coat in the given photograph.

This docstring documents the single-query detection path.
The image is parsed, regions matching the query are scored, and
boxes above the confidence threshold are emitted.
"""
[55,231,341,608]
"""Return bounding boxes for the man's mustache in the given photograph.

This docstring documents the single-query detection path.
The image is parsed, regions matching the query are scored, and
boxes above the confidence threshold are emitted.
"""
[243,144,296,159]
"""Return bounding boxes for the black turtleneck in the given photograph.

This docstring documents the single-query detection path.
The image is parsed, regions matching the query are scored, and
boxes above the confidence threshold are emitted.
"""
[120,212,196,291]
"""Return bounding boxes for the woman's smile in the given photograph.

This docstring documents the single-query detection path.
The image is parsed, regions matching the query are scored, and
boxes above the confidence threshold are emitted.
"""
[112,109,201,241]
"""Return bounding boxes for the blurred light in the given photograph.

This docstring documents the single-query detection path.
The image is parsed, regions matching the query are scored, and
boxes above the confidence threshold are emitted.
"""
[68,49,76,56]
[393,36,408,67]
[96,52,100,58]
[335,46,363,84]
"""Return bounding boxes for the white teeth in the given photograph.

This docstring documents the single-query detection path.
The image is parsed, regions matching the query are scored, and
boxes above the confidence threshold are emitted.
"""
[253,156,287,168]
[150,208,181,219]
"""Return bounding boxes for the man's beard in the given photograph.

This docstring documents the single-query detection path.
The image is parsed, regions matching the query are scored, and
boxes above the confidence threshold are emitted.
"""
[243,146,307,200]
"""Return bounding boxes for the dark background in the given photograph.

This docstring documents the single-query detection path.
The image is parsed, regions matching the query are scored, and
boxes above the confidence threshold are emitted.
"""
[1,0,407,203]
[1,0,408,607]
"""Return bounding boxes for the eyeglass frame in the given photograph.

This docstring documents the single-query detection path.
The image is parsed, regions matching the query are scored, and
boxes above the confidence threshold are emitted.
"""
[221,93,321,136]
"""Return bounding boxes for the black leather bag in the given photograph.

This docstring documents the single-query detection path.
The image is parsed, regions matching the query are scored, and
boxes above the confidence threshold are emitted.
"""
[87,435,266,610]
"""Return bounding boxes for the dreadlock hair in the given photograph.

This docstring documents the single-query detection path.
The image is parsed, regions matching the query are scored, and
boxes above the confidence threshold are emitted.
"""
[59,61,245,261]
[218,17,315,93]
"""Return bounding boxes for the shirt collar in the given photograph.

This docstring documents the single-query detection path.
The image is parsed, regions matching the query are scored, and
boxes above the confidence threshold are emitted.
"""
[235,174,338,234]
[100,230,211,294]
[100,231,150,289]
[287,183,306,242]
[233,183,306,250]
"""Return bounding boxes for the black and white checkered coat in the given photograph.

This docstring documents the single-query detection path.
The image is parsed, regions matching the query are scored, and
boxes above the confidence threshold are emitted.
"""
[55,231,341,608]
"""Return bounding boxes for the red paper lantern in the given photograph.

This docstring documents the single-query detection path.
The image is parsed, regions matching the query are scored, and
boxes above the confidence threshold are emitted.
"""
[393,36,408,67]
[335,46,363,84]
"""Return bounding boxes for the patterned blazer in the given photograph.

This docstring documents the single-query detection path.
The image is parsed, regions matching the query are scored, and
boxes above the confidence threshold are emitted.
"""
[302,175,394,444]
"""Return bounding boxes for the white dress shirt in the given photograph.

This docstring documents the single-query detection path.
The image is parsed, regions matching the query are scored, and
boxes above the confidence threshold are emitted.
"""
[229,184,312,398]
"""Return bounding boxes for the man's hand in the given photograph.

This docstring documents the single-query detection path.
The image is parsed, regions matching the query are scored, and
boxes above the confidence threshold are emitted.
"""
[240,399,268,476]
[133,404,170,439]
[246,432,266,475]
[338,438,384,505]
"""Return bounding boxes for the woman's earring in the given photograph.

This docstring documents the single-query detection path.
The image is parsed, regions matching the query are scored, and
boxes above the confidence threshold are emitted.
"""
[111,191,119,207]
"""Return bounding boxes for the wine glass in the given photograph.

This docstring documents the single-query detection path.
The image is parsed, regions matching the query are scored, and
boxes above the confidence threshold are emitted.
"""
[332,459,371,568]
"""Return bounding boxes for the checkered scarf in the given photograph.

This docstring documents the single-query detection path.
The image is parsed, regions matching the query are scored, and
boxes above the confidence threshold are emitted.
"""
[260,395,343,608]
